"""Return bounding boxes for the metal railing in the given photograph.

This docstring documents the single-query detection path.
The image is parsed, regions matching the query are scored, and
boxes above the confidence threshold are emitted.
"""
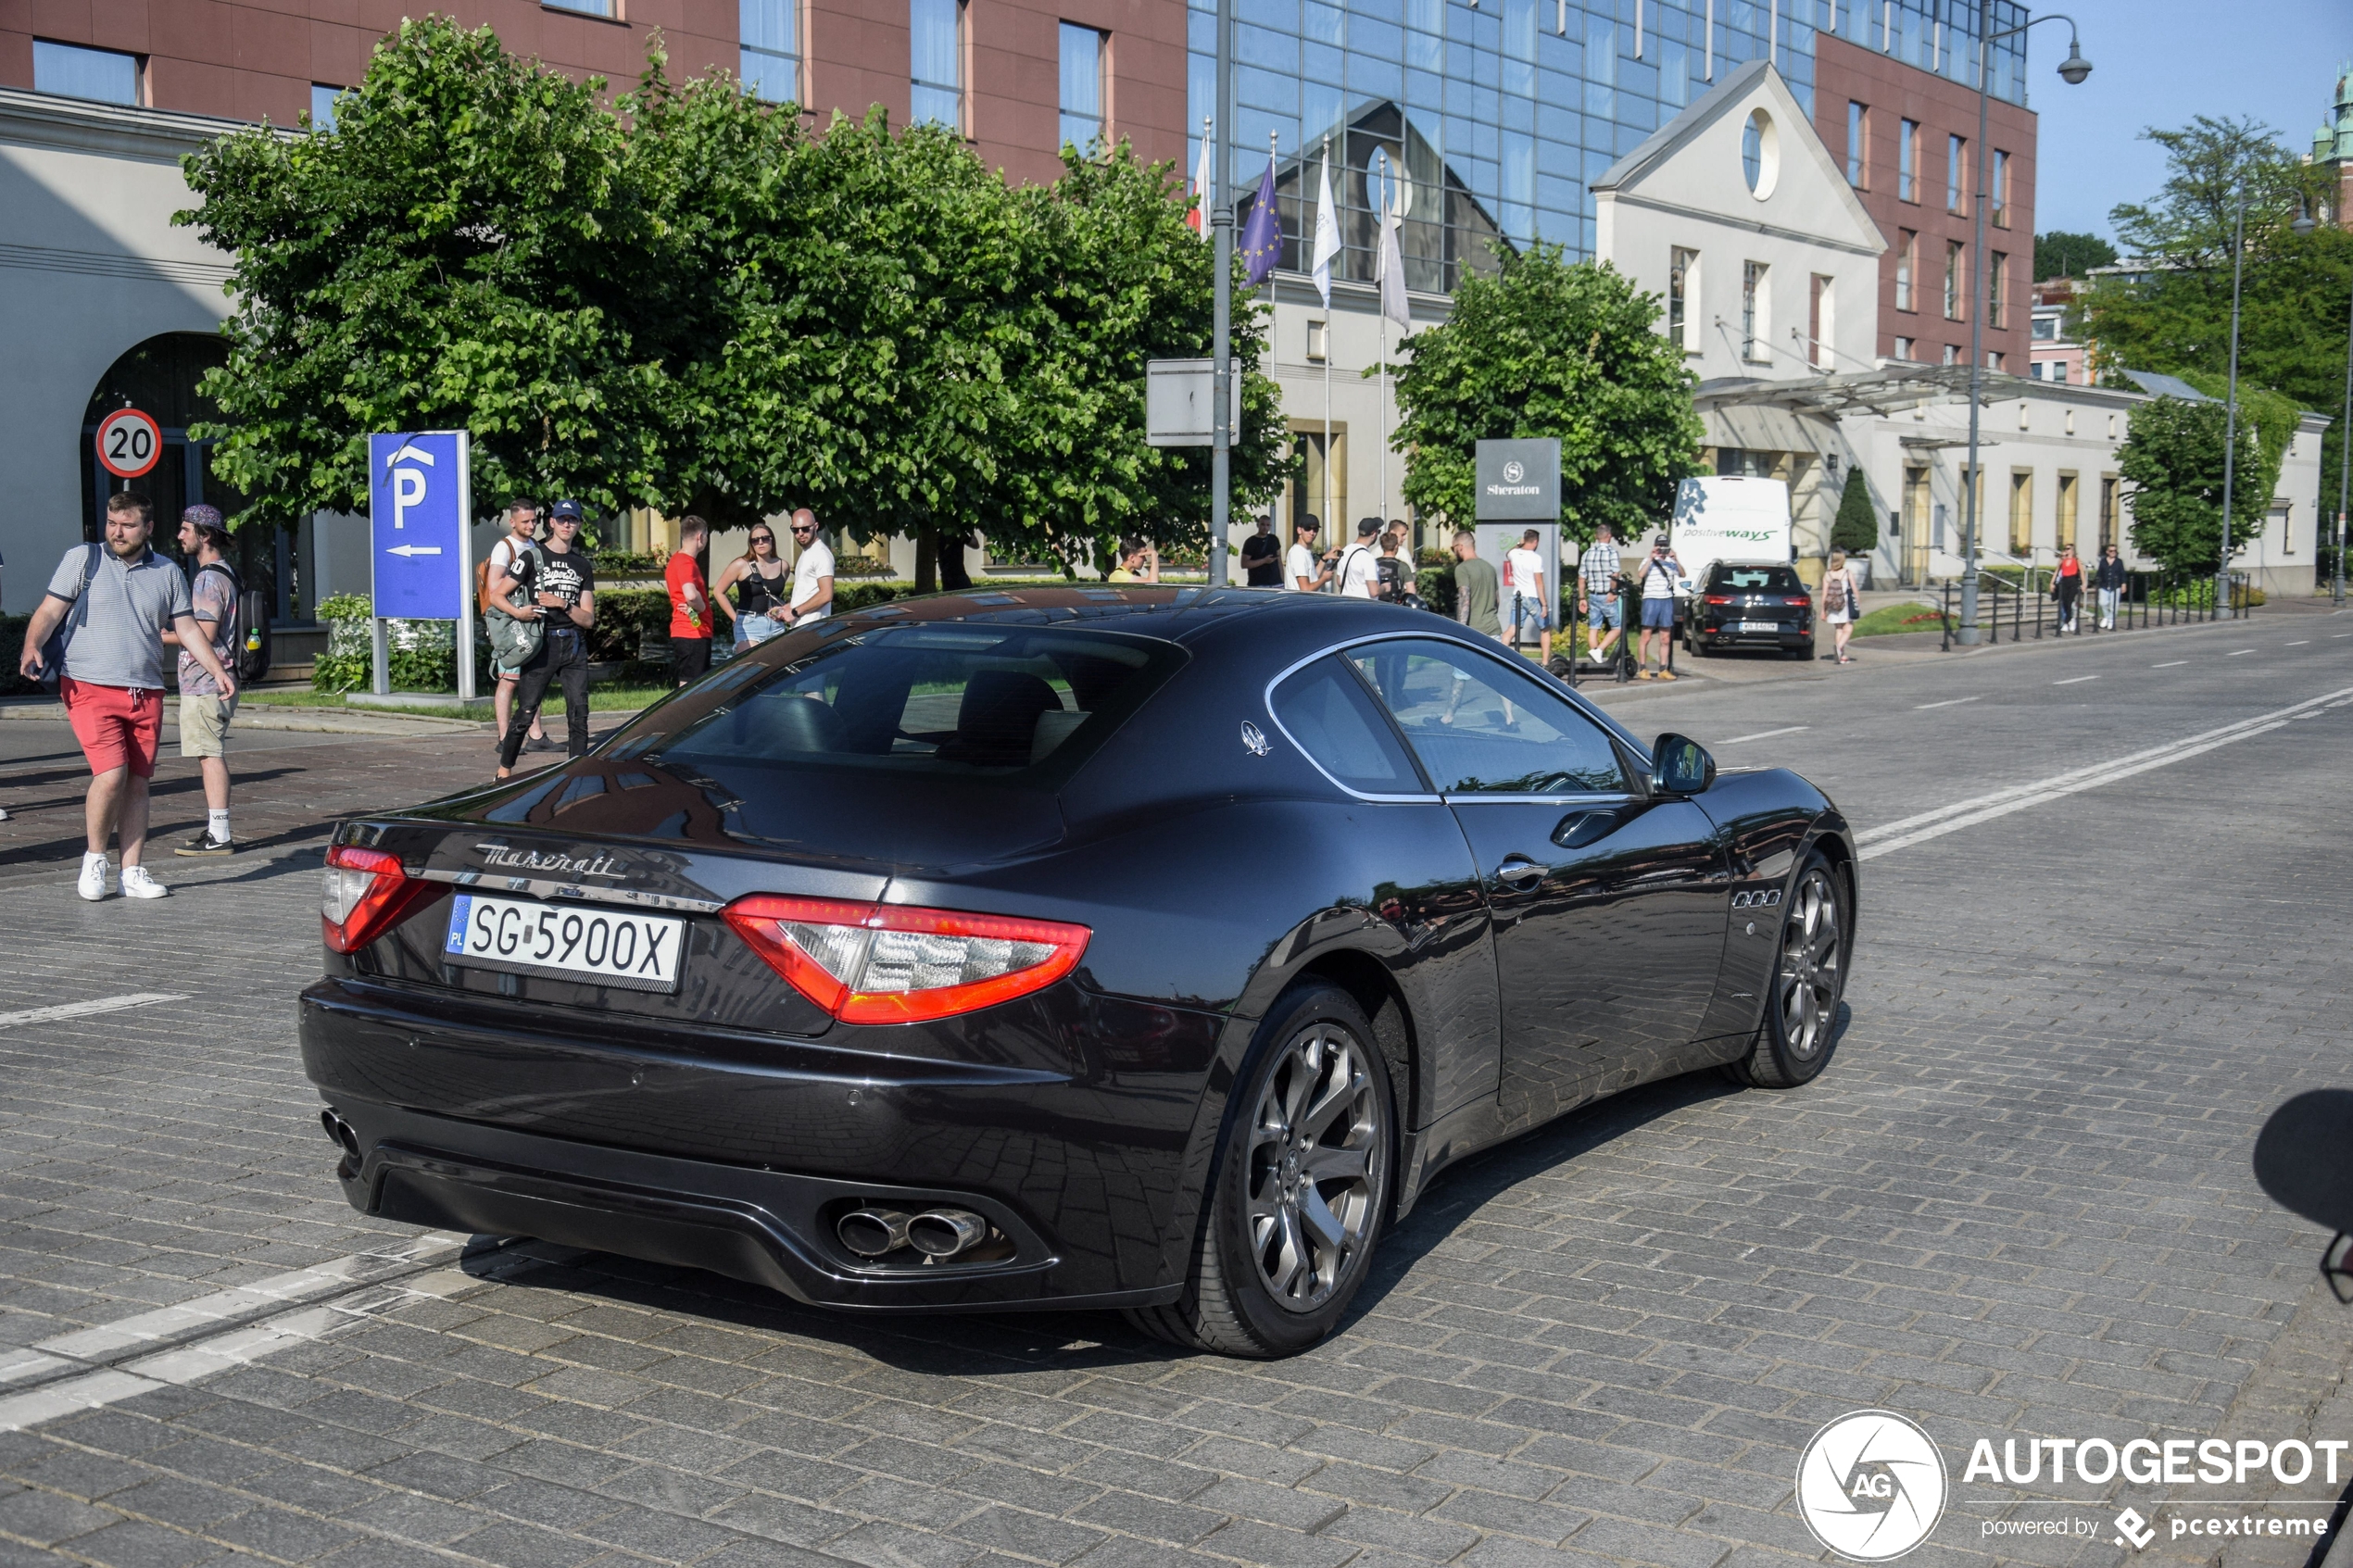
[1940,571,2251,651]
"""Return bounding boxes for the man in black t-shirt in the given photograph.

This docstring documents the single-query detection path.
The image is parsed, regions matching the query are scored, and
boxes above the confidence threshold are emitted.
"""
[497,500,598,777]
[1239,516,1282,587]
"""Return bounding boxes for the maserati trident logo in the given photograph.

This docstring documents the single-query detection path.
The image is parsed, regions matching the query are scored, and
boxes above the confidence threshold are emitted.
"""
[1795,1411,1948,1561]
[1239,721,1270,757]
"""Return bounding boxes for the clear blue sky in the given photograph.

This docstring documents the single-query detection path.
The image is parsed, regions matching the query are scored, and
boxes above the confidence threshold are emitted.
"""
[2026,0,2353,241]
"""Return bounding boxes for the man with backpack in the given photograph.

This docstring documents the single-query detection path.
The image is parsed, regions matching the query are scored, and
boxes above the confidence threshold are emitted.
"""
[158,506,246,855]
[481,500,550,755]
[15,490,238,899]
[495,499,598,779]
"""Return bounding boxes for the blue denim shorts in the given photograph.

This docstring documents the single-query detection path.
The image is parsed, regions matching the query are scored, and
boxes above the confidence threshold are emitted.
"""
[1640,598,1676,629]
[1586,597,1624,630]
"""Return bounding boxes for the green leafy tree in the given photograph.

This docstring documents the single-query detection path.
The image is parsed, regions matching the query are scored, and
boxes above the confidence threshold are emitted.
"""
[1390,245,1702,545]
[2033,230,2118,282]
[2118,394,2288,577]
[177,18,678,529]
[1830,467,1879,556]
[2082,117,2350,502]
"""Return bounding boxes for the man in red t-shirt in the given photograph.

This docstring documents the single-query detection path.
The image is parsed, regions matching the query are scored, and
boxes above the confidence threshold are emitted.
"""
[665,516,711,686]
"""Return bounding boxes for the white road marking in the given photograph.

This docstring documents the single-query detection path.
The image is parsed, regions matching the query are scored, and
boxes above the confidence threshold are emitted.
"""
[2153,660,2188,669]
[2287,640,2310,646]
[1719,725,1810,744]
[2228,648,2255,656]
[2053,675,2099,685]
[0,993,185,1031]
[1856,686,2353,860]
[0,1232,475,1429]
[1914,696,1984,710]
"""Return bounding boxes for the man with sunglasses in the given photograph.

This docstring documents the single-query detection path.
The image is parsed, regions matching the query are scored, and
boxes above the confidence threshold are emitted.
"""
[783,509,834,627]
[496,499,598,778]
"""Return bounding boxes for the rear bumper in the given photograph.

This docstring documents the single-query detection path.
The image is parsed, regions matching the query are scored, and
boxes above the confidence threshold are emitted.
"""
[1695,624,1811,649]
[299,976,1217,1311]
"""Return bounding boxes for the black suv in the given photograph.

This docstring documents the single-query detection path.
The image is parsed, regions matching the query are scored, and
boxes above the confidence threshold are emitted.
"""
[1689,563,1815,659]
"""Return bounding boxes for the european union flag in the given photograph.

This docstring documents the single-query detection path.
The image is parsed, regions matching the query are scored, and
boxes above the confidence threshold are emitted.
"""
[1239,153,1282,287]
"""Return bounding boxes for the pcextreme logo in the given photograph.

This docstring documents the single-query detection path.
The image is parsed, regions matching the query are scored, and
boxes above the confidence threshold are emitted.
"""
[1796,1411,1949,1561]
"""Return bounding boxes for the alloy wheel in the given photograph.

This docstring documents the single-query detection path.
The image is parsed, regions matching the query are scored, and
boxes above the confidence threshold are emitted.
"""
[1246,1023,1383,1313]
[1776,868,1843,1060]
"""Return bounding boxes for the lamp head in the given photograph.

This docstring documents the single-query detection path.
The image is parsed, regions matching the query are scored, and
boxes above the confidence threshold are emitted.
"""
[2293,200,2318,237]
[2057,40,2092,85]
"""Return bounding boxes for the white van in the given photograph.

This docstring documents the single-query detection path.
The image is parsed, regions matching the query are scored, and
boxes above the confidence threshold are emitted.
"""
[1667,476,1794,595]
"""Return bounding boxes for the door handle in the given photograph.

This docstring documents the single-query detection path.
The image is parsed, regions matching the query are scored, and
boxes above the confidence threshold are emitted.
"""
[1495,857,1545,887]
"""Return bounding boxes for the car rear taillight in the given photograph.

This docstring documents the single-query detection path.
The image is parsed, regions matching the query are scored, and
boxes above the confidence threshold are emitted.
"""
[1793,594,1812,608]
[321,845,436,954]
[723,896,1091,1024]
[1704,595,1734,606]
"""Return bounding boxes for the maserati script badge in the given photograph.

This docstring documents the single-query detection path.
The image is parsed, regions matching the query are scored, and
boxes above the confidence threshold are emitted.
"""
[1239,721,1270,757]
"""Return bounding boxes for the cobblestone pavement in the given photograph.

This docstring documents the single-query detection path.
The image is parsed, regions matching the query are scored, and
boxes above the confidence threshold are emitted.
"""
[1,623,2350,1568]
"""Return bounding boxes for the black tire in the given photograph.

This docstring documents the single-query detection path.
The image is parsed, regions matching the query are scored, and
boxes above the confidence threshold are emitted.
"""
[1729,853,1849,1088]
[1126,983,1395,1358]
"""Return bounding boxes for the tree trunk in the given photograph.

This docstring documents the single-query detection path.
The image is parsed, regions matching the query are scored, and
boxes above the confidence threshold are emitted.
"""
[940,530,973,592]
[914,525,937,595]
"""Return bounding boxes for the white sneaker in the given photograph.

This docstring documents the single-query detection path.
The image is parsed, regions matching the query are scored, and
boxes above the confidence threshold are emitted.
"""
[120,865,169,899]
[78,854,109,901]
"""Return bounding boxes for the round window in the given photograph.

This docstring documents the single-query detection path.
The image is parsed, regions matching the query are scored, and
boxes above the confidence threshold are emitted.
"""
[1742,108,1780,199]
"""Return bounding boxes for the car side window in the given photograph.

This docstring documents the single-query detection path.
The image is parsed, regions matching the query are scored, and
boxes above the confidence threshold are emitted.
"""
[1348,639,1631,796]
[1269,656,1427,796]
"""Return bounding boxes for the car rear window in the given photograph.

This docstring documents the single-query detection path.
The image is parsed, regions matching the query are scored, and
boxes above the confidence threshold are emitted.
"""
[1708,566,1805,593]
[605,624,1184,783]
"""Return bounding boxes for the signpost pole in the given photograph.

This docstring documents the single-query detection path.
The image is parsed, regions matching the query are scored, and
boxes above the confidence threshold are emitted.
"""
[455,434,476,704]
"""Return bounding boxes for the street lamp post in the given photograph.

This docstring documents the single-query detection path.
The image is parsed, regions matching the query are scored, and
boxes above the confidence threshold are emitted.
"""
[2217,177,2248,618]
[2337,266,2352,606]
[1957,4,2090,646]
[1209,0,1233,588]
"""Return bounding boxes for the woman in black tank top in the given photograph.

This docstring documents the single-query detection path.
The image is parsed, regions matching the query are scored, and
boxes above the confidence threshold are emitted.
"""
[715,526,789,646]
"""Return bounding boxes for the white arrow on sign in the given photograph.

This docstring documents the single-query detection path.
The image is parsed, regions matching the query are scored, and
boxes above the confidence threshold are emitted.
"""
[385,545,444,558]
[384,443,437,470]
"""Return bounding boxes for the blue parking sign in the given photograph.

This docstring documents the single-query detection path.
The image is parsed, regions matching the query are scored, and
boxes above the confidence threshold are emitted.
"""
[368,432,472,621]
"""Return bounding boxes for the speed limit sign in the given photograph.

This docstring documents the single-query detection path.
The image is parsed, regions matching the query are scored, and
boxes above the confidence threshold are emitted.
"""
[95,408,162,480]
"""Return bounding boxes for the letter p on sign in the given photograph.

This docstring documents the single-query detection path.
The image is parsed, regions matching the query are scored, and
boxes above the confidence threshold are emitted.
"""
[393,467,426,530]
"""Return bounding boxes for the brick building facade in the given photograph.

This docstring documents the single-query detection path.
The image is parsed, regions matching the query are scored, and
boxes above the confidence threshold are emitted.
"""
[1811,33,2033,374]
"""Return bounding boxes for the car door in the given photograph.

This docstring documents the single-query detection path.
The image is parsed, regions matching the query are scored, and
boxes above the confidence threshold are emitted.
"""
[1346,637,1730,1128]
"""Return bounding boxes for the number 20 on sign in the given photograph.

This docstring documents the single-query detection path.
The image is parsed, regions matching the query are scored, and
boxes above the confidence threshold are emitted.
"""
[95,408,162,480]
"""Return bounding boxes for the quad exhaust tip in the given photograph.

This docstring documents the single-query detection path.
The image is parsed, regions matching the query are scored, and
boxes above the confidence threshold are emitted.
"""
[836,1206,990,1260]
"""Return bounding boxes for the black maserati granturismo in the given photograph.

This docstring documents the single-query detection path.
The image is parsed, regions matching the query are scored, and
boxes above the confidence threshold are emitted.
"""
[303,587,1856,1357]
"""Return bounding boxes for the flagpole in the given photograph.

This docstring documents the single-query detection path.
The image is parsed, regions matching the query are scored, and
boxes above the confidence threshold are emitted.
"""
[1210,0,1232,589]
[1378,150,1390,538]
[1321,135,1333,555]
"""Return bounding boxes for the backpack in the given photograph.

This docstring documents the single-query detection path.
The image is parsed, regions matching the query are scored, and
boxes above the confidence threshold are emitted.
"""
[195,561,271,685]
[34,542,104,693]
[484,541,546,671]
[1824,571,1848,615]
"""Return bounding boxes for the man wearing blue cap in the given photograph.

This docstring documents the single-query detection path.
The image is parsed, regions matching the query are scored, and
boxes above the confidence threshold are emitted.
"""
[495,499,598,778]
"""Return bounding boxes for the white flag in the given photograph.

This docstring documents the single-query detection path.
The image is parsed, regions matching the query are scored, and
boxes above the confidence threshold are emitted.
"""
[1378,196,1410,332]
[1311,145,1341,307]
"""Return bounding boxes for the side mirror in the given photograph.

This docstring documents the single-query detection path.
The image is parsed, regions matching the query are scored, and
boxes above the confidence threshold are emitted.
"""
[1652,733,1716,795]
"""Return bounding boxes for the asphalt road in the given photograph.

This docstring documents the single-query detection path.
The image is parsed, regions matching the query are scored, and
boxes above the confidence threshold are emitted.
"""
[0,607,2349,1568]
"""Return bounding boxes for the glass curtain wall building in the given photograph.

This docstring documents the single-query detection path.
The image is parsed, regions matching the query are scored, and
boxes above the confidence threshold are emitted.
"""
[1189,0,2025,295]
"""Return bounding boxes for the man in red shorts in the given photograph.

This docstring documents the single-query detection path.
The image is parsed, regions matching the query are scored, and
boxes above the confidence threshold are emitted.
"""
[16,491,239,900]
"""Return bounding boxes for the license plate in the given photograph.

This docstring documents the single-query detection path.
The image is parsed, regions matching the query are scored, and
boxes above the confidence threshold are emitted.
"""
[444,894,685,993]
[1736,621,1784,632]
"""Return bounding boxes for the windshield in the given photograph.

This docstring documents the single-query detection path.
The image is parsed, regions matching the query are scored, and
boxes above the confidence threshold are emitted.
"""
[603,623,1185,785]
[1707,566,1806,593]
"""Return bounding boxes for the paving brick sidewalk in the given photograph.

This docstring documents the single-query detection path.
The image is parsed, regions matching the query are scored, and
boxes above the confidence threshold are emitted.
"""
[0,668,2348,1568]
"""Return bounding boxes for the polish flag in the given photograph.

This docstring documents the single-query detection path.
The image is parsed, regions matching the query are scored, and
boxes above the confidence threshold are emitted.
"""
[1188,128,1213,238]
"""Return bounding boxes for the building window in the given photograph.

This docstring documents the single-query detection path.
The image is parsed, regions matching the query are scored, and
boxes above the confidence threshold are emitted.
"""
[1059,22,1104,152]
[1895,231,1916,312]
[1306,319,1327,362]
[1992,150,2011,228]
[33,40,142,105]
[1742,261,1768,361]
[1942,344,1961,367]
[2050,360,2068,383]
[1946,134,1966,214]
[2008,470,2032,556]
[1894,336,1915,360]
[543,0,614,15]
[1988,253,2007,328]
[911,0,964,132]
[309,84,344,131]
[2099,476,2119,551]
[1944,240,1965,320]
[1846,101,1868,186]
[1898,118,1919,202]
[2056,471,2078,554]
[1809,274,1833,369]
[1669,247,1697,352]
[2032,314,2057,341]
[741,0,800,104]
